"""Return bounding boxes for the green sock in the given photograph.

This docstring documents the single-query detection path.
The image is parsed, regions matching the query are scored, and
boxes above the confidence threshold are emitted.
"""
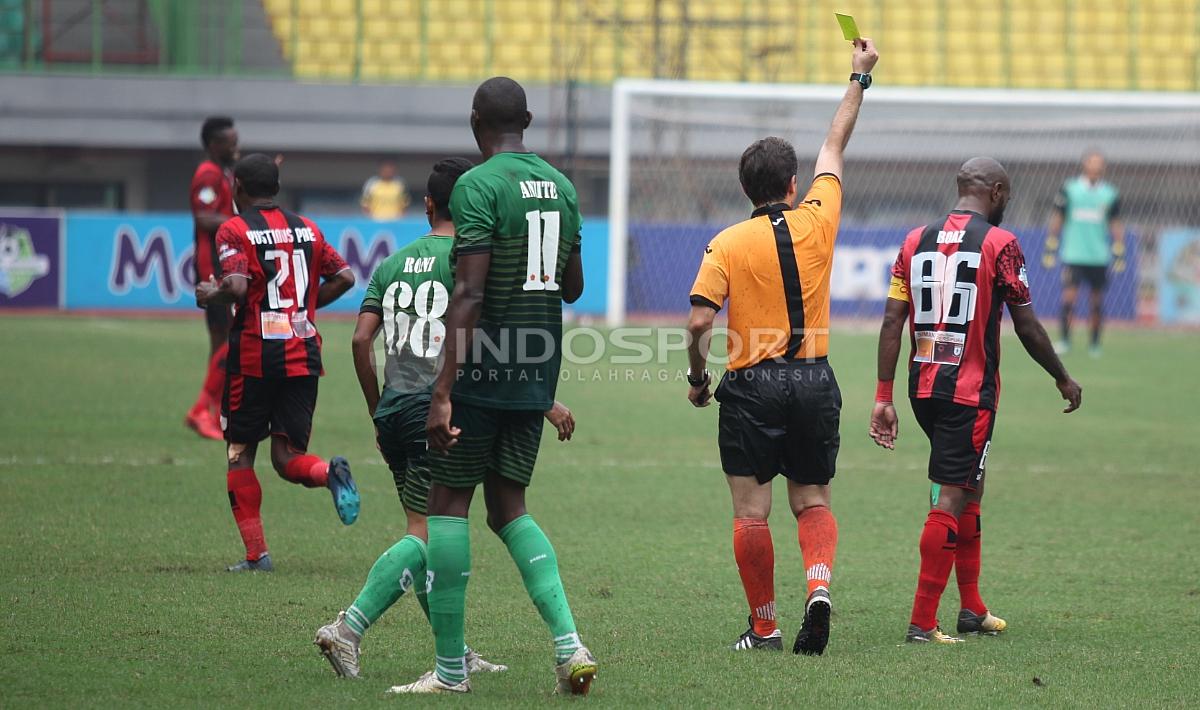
[415,554,471,657]
[499,514,582,663]
[427,516,470,684]
[344,535,427,636]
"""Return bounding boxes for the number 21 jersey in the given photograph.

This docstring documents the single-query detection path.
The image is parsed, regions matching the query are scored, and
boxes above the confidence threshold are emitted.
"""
[889,210,1032,411]
[448,152,582,411]
[216,205,349,378]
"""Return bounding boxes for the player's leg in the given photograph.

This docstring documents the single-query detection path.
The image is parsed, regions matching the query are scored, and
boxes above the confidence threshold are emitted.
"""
[1087,267,1108,357]
[785,360,842,655]
[905,399,974,643]
[222,373,272,571]
[266,376,359,525]
[715,367,786,650]
[952,411,1007,636]
[389,403,490,695]
[186,237,228,440]
[483,409,595,695]
[1058,267,1080,353]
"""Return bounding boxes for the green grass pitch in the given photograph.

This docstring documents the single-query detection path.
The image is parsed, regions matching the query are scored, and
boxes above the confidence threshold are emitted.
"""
[2,314,1197,707]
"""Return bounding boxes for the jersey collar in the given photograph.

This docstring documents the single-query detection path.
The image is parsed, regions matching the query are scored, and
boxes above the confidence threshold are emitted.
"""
[750,202,790,218]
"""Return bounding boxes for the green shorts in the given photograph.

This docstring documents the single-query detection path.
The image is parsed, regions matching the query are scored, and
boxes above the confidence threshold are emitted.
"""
[374,393,432,515]
[427,402,544,488]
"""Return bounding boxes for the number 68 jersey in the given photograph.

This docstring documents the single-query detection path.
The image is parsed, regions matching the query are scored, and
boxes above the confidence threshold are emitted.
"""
[216,205,350,378]
[889,210,1032,411]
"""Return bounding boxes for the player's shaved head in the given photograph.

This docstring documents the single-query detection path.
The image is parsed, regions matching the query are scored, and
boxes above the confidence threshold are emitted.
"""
[955,157,1011,226]
[234,153,280,199]
[1082,148,1106,181]
[472,77,530,133]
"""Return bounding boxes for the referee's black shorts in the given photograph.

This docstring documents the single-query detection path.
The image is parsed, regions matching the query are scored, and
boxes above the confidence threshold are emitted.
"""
[714,358,841,486]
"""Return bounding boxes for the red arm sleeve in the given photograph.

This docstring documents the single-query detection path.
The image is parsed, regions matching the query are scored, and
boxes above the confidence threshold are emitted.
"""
[216,223,249,278]
[995,239,1032,306]
[191,167,224,217]
[318,238,349,278]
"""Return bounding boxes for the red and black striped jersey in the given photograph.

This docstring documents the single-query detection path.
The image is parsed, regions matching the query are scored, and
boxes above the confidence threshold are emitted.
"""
[215,205,349,378]
[890,210,1032,411]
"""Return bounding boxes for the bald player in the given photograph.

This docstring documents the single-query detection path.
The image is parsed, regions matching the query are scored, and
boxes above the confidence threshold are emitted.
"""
[871,157,1082,643]
[687,37,878,657]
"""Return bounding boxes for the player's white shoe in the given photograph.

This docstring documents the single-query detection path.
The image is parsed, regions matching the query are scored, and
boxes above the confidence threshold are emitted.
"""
[465,647,508,673]
[387,671,470,694]
[313,611,361,678]
[554,646,597,696]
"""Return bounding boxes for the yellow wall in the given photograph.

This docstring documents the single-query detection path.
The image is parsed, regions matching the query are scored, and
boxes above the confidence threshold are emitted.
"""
[263,0,1199,90]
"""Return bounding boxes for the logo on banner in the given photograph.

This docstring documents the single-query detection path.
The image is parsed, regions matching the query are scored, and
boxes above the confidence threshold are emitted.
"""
[0,223,52,298]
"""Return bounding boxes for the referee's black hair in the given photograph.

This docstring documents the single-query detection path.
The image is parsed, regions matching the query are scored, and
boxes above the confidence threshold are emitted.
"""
[201,116,235,148]
[427,157,474,221]
[472,77,529,132]
[234,153,280,199]
[739,137,797,206]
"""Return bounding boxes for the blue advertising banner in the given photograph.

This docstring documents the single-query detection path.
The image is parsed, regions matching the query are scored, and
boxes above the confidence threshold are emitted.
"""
[627,223,1137,320]
[0,211,62,308]
[1158,229,1200,325]
[62,213,609,316]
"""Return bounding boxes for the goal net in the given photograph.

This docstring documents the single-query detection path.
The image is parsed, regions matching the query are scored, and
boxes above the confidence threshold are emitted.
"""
[606,81,1200,326]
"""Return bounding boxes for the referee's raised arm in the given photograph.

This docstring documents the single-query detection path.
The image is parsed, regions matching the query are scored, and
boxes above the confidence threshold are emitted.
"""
[813,38,879,181]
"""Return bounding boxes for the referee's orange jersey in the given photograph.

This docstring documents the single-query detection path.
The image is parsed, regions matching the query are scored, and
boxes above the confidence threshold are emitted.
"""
[690,174,842,370]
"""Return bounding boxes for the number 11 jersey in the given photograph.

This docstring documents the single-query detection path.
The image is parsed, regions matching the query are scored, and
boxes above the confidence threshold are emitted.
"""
[447,152,583,411]
[889,210,1032,411]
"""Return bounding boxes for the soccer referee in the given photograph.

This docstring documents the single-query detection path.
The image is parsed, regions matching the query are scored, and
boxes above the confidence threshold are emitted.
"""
[686,37,878,656]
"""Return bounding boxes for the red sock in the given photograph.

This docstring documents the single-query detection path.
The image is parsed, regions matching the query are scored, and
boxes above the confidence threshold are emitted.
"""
[910,508,959,630]
[796,505,838,595]
[228,468,267,561]
[956,501,986,615]
[733,518,776,636]
[281,454,328,488]
[201,343,229,409]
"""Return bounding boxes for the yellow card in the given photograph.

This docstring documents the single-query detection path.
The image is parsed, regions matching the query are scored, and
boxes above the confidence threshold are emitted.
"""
[835,13,860,41]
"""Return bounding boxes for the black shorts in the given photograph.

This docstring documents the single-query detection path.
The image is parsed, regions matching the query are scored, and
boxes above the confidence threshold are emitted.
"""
[374,393,432,515]
[911,397,996,490]
[1063,264,1108,291]
[222,374,318,451]
[714,359,841,485]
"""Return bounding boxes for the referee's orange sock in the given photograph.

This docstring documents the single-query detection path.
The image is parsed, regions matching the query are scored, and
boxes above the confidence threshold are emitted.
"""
[733,518,777,636]
[227,467,267,561]
[796,505,837,596]
[281,454,329,488]
[910,508,958,630]
[956,501,986,616]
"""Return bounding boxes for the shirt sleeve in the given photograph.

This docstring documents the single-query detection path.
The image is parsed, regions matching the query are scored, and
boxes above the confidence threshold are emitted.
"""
[215,223,249,278]
[191,168,224,217]
[994,239,1033,307]
[318,237,349,278]
[689,238,729,311]
[1053,183,1068,214]
[360,268,384,316]
[799,173,843,239]
[449,183,495,255]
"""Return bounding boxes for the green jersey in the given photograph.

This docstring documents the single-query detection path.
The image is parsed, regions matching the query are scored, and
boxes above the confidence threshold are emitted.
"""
[448,152,582,410]
[360,234,455,417]
[1055,176,1120,266]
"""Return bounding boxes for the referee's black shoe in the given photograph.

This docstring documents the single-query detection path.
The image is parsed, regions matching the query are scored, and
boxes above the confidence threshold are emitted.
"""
[793,587,832,655]
[731,617,783,651]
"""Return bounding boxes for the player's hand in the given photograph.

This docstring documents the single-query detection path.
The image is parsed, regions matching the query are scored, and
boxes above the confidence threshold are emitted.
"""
[195,275,218,307]
[1042,252,1056,269]
[544,401,575,442]
[851,37,878,74]
[687,372,713,408]
[869,401,899,449]
[426,395,461,452]
[1056,377,1082,414]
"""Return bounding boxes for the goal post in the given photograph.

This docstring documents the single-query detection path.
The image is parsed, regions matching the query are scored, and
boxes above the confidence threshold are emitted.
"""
[606,79,1200,327]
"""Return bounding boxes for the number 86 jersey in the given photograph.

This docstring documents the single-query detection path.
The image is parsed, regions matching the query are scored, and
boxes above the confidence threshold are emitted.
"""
[216,205,350,378]
[888,210,1032,411]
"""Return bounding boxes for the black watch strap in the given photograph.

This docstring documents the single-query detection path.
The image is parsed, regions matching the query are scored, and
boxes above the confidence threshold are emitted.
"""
[850,72,872,89]
[687,369,709,387]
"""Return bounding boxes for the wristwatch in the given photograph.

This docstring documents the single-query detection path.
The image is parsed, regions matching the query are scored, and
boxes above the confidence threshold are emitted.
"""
[687,369,710,387]
[850,72,872,89]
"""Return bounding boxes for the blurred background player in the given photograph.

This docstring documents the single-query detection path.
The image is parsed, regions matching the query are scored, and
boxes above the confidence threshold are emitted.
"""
[361,159,409,220]
[186,116,239,440]
[195,153,359,572]
[685,38,878,657]
[390,77,593,696]
[1044,150,1124,357]
[871,157,1083,643]
[314,158,516,679]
